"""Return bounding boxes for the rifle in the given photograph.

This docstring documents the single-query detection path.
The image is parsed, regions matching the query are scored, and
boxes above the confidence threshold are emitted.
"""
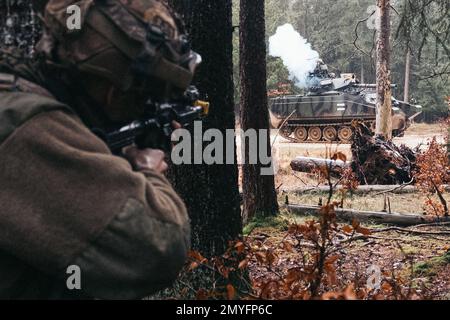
[93,86,209,154]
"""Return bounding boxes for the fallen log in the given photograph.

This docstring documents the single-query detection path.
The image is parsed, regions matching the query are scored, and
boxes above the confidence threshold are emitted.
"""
[280,185,450,194]
[371,227,450,236]
[286,204,450,226]
[290,156,349,177]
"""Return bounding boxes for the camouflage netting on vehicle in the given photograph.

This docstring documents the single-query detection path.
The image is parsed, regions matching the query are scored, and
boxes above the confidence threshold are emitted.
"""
[0,0,42,58]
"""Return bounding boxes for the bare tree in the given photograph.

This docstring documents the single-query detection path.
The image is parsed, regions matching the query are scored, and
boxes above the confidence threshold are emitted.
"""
[396,0,450,80]
[375,0,392,139]
[239,0,279,222]
[403,47,411,103]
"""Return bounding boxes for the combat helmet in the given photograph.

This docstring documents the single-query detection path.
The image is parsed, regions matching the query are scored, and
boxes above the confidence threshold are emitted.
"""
[37,0,200,100]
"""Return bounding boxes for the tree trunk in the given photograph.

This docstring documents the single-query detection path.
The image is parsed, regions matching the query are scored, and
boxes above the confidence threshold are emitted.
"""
[360,55,365,83]
[239,0,279,222]
[375,0,392,140]
[403,47,411,103]
[167,0,242,257]
[304,0,309,40]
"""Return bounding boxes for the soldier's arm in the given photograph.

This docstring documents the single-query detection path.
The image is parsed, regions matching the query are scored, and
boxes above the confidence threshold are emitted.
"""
[0,109,190,299]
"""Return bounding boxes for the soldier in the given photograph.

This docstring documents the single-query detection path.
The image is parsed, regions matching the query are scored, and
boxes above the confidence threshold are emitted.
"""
[310,59,327,78]
[0,0,197,299]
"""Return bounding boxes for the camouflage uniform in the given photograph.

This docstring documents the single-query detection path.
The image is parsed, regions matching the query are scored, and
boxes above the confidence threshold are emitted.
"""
[0,0,194,299]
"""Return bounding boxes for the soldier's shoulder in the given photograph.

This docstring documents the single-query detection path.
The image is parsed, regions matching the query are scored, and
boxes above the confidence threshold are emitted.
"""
[0,89,74,144]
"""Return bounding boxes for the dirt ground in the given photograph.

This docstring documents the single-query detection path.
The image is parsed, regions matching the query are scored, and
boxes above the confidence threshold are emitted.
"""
[283,191,450,215]
[247,216,450,299]
[246,123,450,300]
[271,123,447,189]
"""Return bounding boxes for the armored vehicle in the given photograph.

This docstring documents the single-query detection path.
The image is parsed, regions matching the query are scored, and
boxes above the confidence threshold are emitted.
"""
[269,62,422,143]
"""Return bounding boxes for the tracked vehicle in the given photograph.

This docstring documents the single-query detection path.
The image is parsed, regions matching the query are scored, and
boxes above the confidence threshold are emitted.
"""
[269,62,422,143]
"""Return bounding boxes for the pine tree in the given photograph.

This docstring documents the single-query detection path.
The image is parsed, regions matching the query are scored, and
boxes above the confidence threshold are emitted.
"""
[239,0,278,221]
[375,0,393,139]
[168,0,243,256]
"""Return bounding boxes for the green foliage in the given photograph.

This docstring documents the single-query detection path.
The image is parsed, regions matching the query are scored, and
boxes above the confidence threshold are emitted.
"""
[243,215,288,235]
[266,57,290,89]
[413,250,450,277]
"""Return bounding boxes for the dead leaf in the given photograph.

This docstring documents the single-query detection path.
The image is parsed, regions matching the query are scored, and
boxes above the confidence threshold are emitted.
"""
[226,284,235,300]
[196,289,209,300]
[342,225,353,234]
[266,250,277,266]
[188,250,207,263]
[344,284,357,300]
[322,291,340,300]
[356,226,372,236]
[285,269,301,286]
[188,261,199,271]
[332,152,347,163]
[283,241,294,252]
[235,242,245,254]
[238,259,249,270]
[255,252,266,263]
[326,255,340,264]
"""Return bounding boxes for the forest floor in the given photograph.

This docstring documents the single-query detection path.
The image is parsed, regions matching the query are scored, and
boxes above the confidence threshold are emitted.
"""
[246,211,450,299]
[283,191,450,214]
[244,123,450,300]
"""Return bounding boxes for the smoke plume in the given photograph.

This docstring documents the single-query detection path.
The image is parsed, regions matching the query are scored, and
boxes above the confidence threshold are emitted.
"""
[269,23,320,88]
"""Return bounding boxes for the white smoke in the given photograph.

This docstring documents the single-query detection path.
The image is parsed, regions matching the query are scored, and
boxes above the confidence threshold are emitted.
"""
[269,24,320,88]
